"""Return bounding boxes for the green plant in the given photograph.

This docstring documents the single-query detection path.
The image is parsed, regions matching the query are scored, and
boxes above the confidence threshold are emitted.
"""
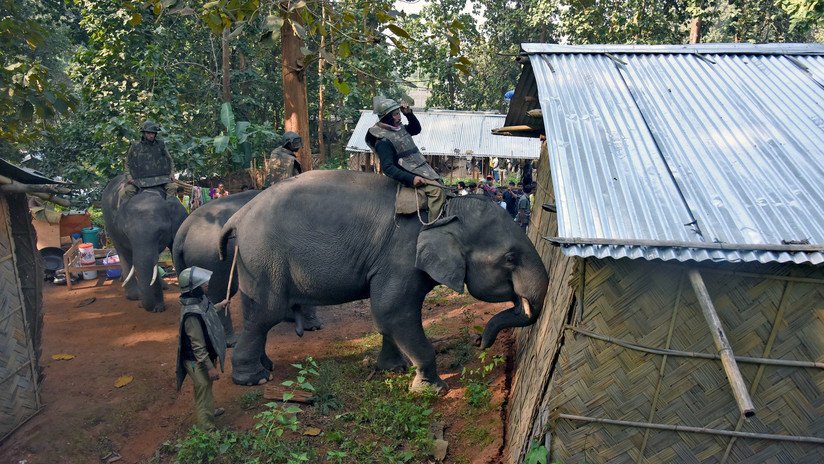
[524,439,549,464]
[326,449,348,463]
[237,390,263,410]
[212,102,278,168]
[460,350,504,408]
[175,427,236,464]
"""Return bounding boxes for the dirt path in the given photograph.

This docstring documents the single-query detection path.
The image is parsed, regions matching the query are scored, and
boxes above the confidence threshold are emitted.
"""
[0,277,511,464]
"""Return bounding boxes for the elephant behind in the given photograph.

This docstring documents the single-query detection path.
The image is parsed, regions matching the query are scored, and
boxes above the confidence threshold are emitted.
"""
[102,174,188,312]
[220,170,549,390]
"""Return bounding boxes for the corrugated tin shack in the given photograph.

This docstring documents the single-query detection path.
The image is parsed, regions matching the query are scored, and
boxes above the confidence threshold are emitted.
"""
[0,159,68,441]
[345,109,541,178]
[502,44,824,463]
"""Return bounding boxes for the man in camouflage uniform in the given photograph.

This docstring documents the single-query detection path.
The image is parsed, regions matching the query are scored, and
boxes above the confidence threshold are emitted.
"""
[176,266,226,430]
[123,121,177,201]
[365,97,445,219]
[263,131,303,187]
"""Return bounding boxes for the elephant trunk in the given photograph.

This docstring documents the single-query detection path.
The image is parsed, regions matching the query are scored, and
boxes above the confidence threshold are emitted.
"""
[134,251,165,312]
[480,257,548,349]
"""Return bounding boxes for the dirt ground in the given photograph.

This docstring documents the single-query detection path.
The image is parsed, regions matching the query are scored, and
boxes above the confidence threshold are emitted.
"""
[0,274,513,464]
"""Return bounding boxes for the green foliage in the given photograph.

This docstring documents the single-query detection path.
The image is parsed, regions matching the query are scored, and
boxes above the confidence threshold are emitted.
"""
[174,427,241,464]
[524,439,549,464]
[213,102,277,167]
[0,0,76,146]
[460,350,504,408]
[237,389,263,410]
[172,357,439,464]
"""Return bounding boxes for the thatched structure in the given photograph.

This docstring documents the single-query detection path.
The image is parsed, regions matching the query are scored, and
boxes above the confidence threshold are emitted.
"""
[0,159,68,441]
[509,149,824,463]
[502,44,824,463]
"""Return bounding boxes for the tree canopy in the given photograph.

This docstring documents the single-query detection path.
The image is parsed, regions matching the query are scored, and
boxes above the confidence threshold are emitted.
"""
[0,0,820,200]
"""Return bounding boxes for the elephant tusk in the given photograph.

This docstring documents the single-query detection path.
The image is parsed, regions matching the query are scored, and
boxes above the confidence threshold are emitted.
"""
[521,296,532,319]
[121,266,136,287]
[149,265,158,286]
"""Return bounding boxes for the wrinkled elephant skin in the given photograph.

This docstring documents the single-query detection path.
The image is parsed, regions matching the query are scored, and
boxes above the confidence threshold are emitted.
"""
[221,171,548,390]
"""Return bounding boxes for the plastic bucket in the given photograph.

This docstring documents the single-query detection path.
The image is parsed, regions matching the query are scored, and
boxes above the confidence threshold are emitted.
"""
[81,227,101,249]
[82,269,98,280]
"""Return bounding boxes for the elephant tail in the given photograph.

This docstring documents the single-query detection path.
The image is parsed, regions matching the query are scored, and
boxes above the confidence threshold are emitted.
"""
[218,220,236,262]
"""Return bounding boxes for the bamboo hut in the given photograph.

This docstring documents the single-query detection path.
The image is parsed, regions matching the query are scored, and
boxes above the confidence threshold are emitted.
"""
[0,159,69,441]
[501,44,824,463]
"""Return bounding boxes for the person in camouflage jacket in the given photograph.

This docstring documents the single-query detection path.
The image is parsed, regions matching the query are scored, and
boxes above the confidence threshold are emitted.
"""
[123,121,177,201]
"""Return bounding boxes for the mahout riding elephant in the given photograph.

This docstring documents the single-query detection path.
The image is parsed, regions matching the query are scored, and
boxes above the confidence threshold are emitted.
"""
[220,170,549,390]
[102,174,188,312]
[172,190,321,348]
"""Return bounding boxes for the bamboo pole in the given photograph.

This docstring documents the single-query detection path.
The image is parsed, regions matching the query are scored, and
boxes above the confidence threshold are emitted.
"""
[565,325,824,369]
[688,269,755,418]
[558,413,824,444]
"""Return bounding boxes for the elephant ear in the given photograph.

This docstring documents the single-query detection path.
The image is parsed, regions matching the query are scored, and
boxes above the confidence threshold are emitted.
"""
[415,216,465,293]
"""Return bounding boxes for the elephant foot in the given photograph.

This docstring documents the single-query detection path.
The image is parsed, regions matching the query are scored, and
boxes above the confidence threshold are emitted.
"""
[232,369,273,386]
[377,355,409,372]
[140,303,166,313]
[260,354,274,372]
[411,374,449,394]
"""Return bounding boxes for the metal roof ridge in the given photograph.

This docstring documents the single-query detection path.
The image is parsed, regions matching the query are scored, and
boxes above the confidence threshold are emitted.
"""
[521,43,824,56]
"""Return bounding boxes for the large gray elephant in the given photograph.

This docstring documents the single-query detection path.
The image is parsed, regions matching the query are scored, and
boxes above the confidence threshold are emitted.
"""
[220,170,548,390]
[172,190,321,347]
[102,174,188,312]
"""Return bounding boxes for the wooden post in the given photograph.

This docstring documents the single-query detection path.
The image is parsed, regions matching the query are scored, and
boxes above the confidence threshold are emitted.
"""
[221,27,231,103]
[687,269,755,418]
[689,18,703,44]
[281,5,312,171]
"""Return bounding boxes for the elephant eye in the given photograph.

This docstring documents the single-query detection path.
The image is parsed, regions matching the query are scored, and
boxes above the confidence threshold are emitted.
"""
[504,252,517,265]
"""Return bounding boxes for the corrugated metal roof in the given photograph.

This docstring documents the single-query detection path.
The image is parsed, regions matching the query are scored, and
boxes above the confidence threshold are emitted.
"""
[345,109,541,159]
[512,43,824,265]
[0,158,65,185]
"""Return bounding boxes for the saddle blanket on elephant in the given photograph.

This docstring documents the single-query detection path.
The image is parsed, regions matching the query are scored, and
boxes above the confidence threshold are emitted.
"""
[394,184,429,214]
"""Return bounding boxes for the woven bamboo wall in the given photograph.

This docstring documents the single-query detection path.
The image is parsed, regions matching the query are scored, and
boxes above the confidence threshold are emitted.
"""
[541,258,824,463]
[506,142,579,462]
[0,195,41,440]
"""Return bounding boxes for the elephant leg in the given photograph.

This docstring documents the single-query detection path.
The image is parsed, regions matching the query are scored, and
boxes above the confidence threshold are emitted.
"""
[148,279,165,313]
[371,281,446,392]
[209,285,237,347]
[377,335,409,372]
[232,291,279,386]
[218,303,237,348]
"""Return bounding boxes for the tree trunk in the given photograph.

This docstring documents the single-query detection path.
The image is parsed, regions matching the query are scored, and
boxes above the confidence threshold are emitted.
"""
[317,0,327,165]
[689,18,703,44]
[222,27,231,102]
[281,8,312,171]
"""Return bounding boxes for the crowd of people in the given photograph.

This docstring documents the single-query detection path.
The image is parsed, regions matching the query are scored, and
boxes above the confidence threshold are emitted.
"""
[455,176,534,231]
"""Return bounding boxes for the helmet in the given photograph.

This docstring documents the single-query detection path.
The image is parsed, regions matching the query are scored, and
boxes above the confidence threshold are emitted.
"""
[179,266,212,293]
[281,131,303,150]
[373,97,401,118]
[140,120,162,133]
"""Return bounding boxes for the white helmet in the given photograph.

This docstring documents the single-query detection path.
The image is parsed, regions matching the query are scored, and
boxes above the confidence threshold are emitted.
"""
[179,266,212,292]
